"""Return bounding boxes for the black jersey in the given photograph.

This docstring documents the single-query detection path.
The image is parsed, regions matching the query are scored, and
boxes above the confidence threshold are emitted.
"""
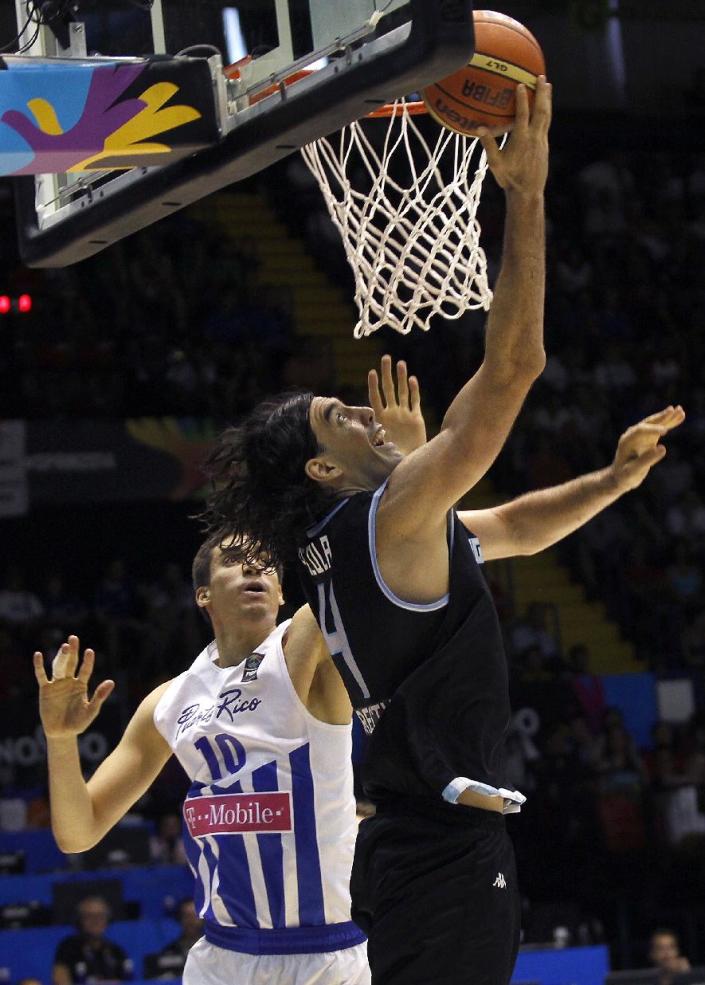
[297,480,521,807]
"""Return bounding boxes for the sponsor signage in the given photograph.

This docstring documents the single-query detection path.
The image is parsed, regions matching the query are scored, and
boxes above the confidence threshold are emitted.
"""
[184,792,292,837]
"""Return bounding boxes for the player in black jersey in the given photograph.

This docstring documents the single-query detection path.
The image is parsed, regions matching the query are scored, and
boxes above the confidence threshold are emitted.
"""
[203,78,684,984]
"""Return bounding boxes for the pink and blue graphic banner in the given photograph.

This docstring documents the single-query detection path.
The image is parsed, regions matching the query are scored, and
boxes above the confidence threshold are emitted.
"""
[0,57,218,176]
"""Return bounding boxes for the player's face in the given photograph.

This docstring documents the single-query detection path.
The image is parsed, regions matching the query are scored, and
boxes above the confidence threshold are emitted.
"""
[203,547,283,623]
[78,900,110,937]
[650,934,680,970]
[307,396,403,490]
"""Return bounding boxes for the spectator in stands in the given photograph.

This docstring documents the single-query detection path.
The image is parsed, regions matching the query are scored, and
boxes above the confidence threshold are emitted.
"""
[145,900,203,979]
[595,722,648,785]
[648,928,691,982]
[149,811,186,866]
[52,895,130,985]
[515,643,555,684]
[511,602,560,664]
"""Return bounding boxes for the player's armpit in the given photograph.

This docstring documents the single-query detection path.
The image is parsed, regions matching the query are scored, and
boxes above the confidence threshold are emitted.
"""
[285,605,352,725]
[85,682,172,844]
[287,604,330,667]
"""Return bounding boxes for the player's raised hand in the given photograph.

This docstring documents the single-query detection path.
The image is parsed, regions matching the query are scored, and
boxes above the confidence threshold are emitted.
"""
[610,405,685,492]
[477,76,551,196]
[368,355,426,455]
[34,635,114,739]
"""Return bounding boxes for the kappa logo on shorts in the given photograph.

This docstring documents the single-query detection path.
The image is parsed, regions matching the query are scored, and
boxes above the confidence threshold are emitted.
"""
[493,872,507,889]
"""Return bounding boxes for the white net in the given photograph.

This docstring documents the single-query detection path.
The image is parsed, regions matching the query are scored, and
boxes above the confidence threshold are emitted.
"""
[301,99,493,338]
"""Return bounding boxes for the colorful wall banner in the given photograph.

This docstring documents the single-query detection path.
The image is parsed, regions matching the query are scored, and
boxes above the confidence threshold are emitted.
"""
[0,418,216,514]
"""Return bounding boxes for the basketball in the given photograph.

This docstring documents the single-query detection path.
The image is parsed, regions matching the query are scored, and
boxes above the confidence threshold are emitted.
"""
[421,10,546,137]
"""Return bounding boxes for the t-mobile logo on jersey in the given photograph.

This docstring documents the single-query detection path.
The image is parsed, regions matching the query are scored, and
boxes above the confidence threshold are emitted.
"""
[183,792,293,837]
[298,535,332,577]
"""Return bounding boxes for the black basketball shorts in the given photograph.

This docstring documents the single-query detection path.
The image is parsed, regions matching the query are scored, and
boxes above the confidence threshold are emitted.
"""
[350,799,520,985]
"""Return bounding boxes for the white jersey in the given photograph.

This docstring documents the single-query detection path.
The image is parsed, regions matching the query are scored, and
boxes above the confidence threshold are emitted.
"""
[154,620,364,956]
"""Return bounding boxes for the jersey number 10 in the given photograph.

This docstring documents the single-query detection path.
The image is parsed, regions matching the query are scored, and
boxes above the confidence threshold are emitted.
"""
[194,733,247,781]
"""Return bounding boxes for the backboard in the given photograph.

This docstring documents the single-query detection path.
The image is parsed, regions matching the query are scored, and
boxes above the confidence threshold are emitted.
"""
[5,0,475,267]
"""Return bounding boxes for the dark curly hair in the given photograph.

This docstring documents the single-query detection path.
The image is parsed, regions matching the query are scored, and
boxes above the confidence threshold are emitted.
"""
[201,391,333,570]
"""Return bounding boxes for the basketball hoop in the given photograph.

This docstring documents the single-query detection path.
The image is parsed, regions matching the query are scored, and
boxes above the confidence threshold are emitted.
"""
[301,98,494,338]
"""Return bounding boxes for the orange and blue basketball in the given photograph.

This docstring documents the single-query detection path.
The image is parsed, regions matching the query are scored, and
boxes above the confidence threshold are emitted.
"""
[422,10,546,137]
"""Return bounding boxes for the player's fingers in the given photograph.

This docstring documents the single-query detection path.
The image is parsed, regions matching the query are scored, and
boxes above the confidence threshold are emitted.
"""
[662,405,686,428]
[77,648,95,683]
[409,375,421,412]
[396,361,409,408]
[89,679,115,710]
[52,641,73,679]
[642,405,684,427]
[514,83,530,130]
[380,355,396,407]
[625,424,668,442]
[33,651,50,686]
[642,405,674,424]
[62,634,80,677]
[532,76,552,130]
[368,369,384,416]
[476,129,502,170]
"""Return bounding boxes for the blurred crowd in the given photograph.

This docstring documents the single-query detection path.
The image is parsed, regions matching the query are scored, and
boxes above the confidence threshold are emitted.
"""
[0,209,293,420]
[50,893,203,983]
[0,558,204,697]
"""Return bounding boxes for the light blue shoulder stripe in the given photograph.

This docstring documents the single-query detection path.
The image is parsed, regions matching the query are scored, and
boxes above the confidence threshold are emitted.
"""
[368,480,449,612]
[305,498,350,538]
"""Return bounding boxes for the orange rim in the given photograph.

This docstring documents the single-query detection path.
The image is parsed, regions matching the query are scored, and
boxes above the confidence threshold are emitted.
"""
[366,100,428,119]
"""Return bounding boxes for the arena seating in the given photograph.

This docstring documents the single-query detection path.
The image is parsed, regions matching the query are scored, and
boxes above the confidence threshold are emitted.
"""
[0,844,193,982]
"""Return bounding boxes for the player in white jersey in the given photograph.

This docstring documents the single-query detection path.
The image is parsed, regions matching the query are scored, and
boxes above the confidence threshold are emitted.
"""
[33,539,369,985]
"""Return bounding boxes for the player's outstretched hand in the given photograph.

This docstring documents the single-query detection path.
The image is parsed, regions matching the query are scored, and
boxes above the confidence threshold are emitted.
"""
[368,355,426,455]
[477,76,551,197]
[610,405,685,492]
[34,635,114,739]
